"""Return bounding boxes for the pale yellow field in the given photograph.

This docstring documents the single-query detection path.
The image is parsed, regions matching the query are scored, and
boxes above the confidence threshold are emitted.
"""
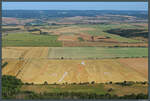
[2,47,49,59]
[2,58,148,84]
[42,26,94,35]
[2,47,148,84]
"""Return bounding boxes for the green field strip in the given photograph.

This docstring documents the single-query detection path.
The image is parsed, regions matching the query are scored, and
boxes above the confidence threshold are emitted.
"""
[47,47,148,59]
[2,33,62,47]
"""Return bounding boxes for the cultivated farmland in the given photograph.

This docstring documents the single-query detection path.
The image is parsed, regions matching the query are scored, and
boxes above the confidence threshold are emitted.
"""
[2,47,148,84]
[2,58,148,84]
[47,47,148,59]
[2,33,62,47]
[2,10,148,99]
[2,24,148,47]
[2,47,148,59]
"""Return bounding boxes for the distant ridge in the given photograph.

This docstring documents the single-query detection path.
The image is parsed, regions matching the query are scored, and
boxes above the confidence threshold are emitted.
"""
[2,10,148,19]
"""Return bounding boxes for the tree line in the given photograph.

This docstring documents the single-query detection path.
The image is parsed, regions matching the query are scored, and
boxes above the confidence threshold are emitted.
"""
[2,75,148,99]
[14,91,148,99]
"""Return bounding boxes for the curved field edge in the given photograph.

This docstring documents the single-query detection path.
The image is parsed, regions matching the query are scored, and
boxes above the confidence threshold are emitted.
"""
[78,24,147,43]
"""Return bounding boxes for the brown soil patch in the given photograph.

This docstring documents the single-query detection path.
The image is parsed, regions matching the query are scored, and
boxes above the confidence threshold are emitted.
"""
[79,33,91,41]
[58,35,79,41]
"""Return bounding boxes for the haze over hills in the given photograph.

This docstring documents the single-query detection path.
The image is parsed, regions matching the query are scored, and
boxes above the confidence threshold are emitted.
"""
[2,10,148,19]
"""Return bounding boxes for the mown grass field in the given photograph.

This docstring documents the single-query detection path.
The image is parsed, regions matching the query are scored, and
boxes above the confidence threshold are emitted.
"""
[2,47,148,59]
[48,47,148,59]
[2,33,62,47]
[21,84,106,95]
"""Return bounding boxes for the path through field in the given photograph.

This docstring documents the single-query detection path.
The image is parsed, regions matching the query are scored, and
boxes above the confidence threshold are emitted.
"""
[2,58,148,84]
[2,47,148,84]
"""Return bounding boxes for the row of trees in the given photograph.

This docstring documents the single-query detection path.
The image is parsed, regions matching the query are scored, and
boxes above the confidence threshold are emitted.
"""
[26,28,49,35]
[2,28,21,32]
[58,56,147,60]
[2,75,148,99]
[105,28,148,38]
[24,80,147,86]
[15,91,148,99]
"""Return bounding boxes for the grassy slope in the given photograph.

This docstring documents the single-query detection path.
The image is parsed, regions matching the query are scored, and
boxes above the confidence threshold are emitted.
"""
[2,33,62,47]
[21,84,106,95]
[79,24,146,43]
[104,83,148,96]
[21,83,147,96]
[48,47,148,59]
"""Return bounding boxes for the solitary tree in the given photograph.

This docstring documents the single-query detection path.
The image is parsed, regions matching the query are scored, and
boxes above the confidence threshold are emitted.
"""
[91,81,95,84]
[61,57,64,60]
[44,81,48,85]
[91,36,94,42]
[108,88,113,92]
[109,81,112,84]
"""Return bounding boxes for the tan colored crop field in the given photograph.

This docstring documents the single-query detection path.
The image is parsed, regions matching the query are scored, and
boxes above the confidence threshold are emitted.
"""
[58,35,79,41]
[2,58,147,84]
[2,47,49,59]
[43,26,94,35]
[118,58,148,78]
[2,47,147,84]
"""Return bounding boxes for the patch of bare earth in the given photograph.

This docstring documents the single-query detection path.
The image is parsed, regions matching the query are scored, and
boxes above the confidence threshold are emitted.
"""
[58,35,79,42]
[48,26,95,35]
[79,33,92,41]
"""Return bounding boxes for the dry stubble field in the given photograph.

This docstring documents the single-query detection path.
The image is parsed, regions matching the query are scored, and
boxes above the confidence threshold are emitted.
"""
[2,47,148,84]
